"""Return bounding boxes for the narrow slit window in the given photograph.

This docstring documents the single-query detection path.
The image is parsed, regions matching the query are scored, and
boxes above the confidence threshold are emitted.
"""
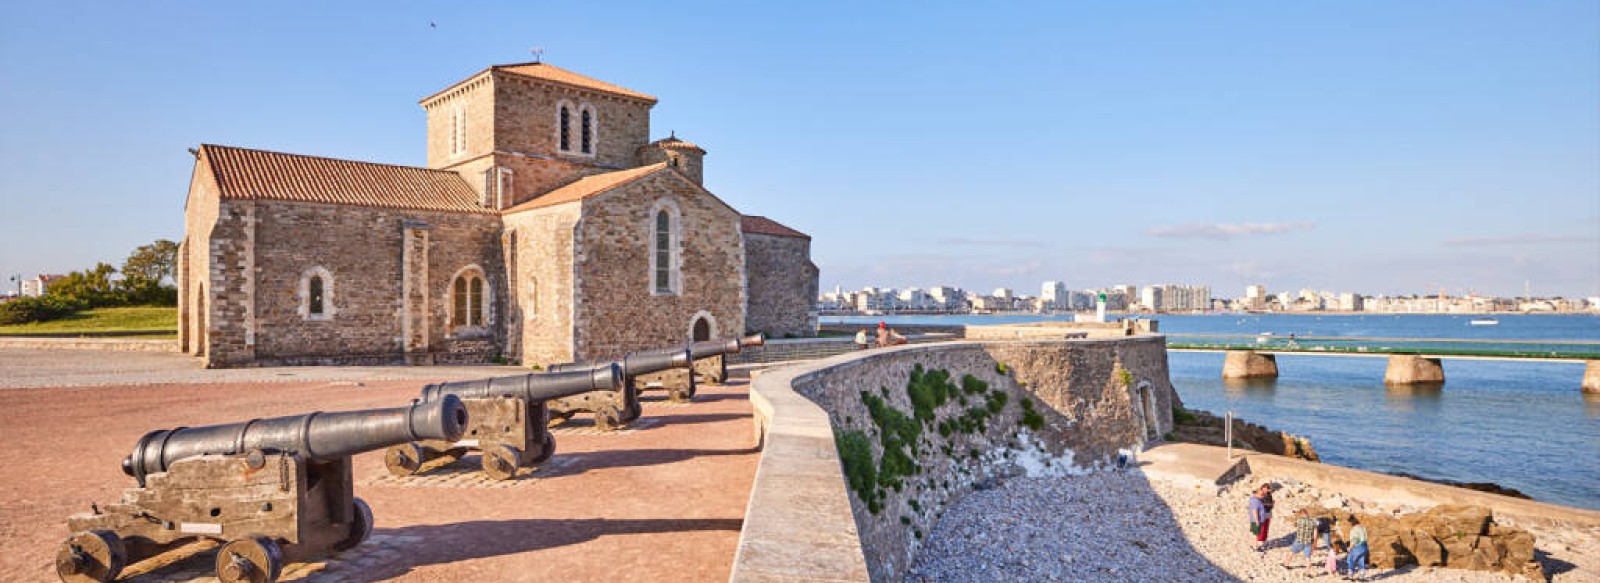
[581,109,593,154]
[654,210,671,293]
[468,277,484,326]
[559,106,571,151]
[309,276,325,315]
[453,276,468,326]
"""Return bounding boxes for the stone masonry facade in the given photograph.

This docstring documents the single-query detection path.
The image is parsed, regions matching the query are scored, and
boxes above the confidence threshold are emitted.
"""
[743,230,819,338]
[179,61,818,367]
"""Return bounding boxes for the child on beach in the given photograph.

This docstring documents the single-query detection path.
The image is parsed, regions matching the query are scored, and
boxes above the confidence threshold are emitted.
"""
[1325,546,1340,577]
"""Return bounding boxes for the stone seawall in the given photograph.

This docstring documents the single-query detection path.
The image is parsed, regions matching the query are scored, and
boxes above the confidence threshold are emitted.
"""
[732,336,1176,583]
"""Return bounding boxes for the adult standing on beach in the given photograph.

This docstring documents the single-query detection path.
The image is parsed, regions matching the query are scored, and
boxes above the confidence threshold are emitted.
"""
[1345,516,1369,580]
[1281,508,1317,569]
[1248,483,1274,551]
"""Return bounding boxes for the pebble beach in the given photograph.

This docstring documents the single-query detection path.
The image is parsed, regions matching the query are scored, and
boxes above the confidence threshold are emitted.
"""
[908,472,1600,583]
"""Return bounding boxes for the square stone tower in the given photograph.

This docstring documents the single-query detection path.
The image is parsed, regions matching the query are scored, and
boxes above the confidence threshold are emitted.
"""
[419,62,658,210]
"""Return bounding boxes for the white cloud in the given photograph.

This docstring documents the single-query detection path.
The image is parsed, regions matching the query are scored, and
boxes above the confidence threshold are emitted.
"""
[1147,221,1315,240]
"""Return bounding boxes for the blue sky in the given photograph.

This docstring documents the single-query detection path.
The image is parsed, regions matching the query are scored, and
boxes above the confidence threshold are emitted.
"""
[1,1,1596,298]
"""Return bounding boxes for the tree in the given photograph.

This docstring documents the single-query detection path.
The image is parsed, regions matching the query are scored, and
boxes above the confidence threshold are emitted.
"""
[123,239,179,285]
[47,262,120,307]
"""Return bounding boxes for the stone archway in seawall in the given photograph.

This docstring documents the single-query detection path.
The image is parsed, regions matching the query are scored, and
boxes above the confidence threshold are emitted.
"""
[1136,380,1159,440]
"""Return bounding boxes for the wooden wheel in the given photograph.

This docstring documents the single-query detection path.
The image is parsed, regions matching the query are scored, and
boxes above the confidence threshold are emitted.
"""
[526,431,556,466]
[384,443,426,477]
[215,536,284,583]
[55,530,126,583]
[332,498,374,552]
[481,444,522,480]
[593,404,622,431]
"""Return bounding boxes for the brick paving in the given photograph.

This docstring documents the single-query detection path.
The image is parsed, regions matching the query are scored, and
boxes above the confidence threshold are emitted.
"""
[0,349,758,583]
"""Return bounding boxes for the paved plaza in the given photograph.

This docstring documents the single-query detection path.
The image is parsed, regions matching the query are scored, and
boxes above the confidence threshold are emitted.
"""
[0,349,758,582]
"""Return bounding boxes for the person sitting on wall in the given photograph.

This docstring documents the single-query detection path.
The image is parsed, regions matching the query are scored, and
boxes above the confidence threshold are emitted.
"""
[854,328,870,350]
[876,322,908,347]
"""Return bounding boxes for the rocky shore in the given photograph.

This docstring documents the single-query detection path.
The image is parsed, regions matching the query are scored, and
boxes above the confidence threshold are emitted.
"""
[908,471,1599,582]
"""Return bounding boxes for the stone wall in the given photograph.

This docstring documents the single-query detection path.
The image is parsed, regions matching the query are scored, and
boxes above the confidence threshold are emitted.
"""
[423,73,496,170]
[489,71,652,171]
[502,202,582,366]
[573,170,745,360]
[200,199,503,366]
[742,232,819,339]
[178,153,222,356]
[732,337,1178,583]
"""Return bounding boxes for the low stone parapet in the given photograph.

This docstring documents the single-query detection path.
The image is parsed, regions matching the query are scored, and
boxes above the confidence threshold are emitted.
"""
[0,336,177,352]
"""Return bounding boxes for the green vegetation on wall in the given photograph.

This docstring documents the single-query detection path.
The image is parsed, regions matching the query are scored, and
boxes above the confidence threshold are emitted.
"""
[838,361,1043,515]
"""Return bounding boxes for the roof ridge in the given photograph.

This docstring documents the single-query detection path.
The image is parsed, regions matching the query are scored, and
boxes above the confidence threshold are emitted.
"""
[200,144,458,176]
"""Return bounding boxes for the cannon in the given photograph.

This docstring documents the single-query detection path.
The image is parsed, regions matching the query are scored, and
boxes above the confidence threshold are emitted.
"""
[632,334,764,397]
[57,397,468,583]
[383,364,623,481]
[544,347,693,426]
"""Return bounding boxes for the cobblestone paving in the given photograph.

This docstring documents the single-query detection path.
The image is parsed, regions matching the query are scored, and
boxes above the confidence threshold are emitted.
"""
[121,534,424,583]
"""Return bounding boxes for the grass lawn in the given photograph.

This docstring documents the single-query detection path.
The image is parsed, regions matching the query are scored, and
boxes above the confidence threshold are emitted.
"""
[0,306,177,337]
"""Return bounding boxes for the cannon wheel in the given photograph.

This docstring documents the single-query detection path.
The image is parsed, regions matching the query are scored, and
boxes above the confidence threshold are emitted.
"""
[215,536,284,583]
[593,404,623,431]
[332,498,374,552]
[526,431,556,466]
[55,529,126,583]
[384,443,426,477]
[622,400,643,423]
[668,387,693,403]
[481,444,522,480]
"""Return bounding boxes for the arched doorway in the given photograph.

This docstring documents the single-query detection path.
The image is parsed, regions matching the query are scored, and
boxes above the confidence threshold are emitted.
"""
[195,283,206,357]
[692,316,711,342]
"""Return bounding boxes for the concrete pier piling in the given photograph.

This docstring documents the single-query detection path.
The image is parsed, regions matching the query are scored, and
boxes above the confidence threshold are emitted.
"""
[1385,355,1445,385]
[1584,361,1600,394]
[1222,351,1278,379]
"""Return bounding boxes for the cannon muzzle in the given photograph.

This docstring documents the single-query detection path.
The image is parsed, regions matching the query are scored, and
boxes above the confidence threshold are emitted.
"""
[122,395,469,486]
[419,363,624,404]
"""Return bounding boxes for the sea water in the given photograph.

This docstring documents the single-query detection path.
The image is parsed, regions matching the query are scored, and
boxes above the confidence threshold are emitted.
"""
[825,313,1600,509]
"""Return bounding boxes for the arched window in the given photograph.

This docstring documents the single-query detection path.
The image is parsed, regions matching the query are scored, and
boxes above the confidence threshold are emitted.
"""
[649,199,681,295]
[655,210,672,293]
[299,266,335,321]
[581,108,594,154]
[558,104,572,152]
[450,267,488,330]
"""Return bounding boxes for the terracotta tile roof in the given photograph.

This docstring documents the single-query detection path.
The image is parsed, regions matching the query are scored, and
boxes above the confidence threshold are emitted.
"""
[494,62,657,103]
[503,163,669,213]
[649,135,705,153]
[741,215,810,239]
[200,144,493,214]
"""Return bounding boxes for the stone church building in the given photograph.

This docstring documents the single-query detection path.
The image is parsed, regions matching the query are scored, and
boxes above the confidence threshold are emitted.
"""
[177,62,818,367]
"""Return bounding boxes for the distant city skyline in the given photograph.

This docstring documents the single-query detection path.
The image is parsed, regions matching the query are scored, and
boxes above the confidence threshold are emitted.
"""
[2,2,1597,298]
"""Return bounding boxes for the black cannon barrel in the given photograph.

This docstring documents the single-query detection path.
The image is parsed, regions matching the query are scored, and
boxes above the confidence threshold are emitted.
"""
[550,348,693,377]
[122,395,469,486]
[419,363,623,404]
[687,334,765,359]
